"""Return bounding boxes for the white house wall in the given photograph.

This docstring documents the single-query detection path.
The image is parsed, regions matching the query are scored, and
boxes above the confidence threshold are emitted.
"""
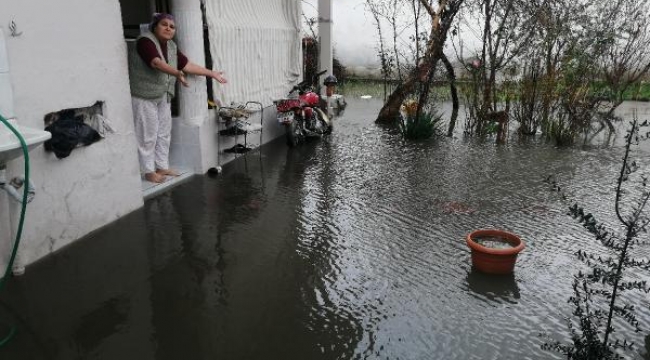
[205,0,302,106]
[0,0,143,269]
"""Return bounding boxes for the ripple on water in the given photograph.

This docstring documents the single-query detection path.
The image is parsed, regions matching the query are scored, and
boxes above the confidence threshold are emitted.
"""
[296,102,650,359]
[213,100,650,359]
[10,102,650,360]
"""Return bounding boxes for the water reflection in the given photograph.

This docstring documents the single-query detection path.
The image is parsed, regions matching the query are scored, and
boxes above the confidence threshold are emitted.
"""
[641,334,650,360]
[140,143,365,359]
[74,297,129,352]
[466,268,521,304]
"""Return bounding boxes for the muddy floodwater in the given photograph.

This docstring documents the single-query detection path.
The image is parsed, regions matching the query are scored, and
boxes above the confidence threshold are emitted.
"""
[2,99,650,359]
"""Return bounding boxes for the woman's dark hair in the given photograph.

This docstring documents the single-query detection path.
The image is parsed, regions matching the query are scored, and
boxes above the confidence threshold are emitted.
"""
[149,13,175,32]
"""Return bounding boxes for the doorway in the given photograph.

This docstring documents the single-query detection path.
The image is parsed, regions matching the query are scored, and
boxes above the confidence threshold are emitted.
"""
[118,0,180,116]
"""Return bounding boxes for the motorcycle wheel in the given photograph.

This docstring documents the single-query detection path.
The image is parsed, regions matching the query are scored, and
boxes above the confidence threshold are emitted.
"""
[315,108,333,135]
[323,120,333,135]
[285,121,303,147]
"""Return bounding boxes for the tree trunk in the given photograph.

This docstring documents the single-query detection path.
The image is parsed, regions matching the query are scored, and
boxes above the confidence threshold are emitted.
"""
[441,53,459,137]
[375,0,463,124]
[376,32,441,123]
[376,69,419,123]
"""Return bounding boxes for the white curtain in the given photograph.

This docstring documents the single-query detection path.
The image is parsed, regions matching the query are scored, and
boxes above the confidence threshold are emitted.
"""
[205,0,302,107]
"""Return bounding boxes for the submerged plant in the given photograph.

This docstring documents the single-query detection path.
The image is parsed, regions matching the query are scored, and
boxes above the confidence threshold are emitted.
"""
[398,99,442,140]
[544,118,650,359]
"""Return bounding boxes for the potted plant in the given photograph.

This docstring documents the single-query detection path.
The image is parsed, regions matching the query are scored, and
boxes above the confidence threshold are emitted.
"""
[466,229,525,274]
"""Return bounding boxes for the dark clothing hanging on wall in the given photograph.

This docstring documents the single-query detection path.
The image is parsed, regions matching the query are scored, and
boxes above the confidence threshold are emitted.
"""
[44,110,101,159]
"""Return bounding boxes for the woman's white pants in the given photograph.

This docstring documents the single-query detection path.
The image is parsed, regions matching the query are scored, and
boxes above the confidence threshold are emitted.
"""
[131,95,172,174]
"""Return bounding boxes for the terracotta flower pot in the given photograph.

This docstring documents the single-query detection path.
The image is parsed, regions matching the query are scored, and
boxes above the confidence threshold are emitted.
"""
[466,229,525,274]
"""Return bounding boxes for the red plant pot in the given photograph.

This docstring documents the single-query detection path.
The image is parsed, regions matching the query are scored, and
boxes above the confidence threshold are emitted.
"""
[466,229,525,275]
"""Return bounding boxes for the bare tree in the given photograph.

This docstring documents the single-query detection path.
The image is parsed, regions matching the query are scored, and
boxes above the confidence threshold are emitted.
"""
[441,52,460,136]
[367,0,393,101]
[366,0,650,140]
[376,0,465,123]
[597,0,650,120]
[366,0,414,100]
[452,0,534,136]
[514,0,650,144]
[514,0,577,140]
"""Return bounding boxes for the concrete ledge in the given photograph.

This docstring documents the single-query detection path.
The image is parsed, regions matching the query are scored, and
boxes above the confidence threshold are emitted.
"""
[142,169,194,200]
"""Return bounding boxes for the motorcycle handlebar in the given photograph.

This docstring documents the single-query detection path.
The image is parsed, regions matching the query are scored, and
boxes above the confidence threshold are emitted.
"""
[289,69,329,95]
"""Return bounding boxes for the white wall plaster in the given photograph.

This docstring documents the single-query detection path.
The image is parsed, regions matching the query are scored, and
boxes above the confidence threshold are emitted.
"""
[0,0,143,270]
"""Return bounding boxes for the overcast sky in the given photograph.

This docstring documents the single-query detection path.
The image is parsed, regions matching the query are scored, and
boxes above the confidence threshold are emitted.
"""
[302,0,381,67]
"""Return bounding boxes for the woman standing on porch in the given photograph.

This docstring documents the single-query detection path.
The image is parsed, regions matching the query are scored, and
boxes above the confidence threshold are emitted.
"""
[128,12,227,183]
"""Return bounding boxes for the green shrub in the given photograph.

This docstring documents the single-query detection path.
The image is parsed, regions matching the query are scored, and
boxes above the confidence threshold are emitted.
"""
[398,109,442,140]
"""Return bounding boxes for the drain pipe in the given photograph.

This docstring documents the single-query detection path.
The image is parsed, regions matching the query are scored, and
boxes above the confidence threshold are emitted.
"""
[0,167,34,203]
[1,167,33,276]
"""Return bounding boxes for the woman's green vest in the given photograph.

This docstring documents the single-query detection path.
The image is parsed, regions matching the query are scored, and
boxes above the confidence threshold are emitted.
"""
[128,32,178,99]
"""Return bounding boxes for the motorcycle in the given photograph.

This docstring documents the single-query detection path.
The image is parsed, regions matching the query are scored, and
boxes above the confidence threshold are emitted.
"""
[274,70,333,147]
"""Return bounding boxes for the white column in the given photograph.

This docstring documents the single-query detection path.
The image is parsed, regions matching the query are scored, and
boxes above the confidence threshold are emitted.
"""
[171,0,208,125]
[0,29,15,121]
[318,0,333,94]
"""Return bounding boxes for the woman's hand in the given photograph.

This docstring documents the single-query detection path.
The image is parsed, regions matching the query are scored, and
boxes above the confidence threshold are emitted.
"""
[212,71,228,84]
[176,70,189,87]
[180,63,228,84]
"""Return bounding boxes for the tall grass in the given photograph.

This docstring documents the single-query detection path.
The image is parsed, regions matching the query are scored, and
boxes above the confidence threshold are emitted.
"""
[339,79,452,100]
[338,79,398,99]
[341,79,650,102]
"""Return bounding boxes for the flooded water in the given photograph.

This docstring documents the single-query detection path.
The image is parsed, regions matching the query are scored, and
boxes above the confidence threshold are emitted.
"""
[471,236,516,249]
[2,99,650,359]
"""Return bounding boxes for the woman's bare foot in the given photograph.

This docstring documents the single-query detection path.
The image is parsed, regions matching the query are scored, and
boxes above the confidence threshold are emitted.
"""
[156,168,180,176]
[145,172,166,183]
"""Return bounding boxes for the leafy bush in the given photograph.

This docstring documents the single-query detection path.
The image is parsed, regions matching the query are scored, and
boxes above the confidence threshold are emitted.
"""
[398,101,442,140]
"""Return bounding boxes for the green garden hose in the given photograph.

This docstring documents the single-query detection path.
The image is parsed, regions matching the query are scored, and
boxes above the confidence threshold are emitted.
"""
[0,114,30,347]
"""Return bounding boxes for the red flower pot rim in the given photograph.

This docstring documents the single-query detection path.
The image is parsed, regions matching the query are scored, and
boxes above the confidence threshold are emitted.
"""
[466,229,525,256]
